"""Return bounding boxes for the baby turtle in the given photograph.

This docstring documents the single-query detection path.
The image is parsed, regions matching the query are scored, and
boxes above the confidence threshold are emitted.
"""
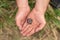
[27,18,33,24]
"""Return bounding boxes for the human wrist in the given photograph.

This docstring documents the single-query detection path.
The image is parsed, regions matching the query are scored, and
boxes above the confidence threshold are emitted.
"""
[34,0,50,15]
[33,8,45,16]
[18,6,30,13]
[34,7,46,15]
[16,0,29,8]
[18,5,30,9]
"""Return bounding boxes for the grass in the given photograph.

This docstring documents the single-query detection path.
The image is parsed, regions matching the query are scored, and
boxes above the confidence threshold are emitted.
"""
[0,0,60,40]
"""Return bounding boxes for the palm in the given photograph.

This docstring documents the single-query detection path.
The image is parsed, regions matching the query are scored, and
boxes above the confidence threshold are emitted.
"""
[21,9,46,36]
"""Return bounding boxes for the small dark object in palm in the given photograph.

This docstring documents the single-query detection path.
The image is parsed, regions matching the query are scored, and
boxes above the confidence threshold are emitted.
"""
[27,18,33,24]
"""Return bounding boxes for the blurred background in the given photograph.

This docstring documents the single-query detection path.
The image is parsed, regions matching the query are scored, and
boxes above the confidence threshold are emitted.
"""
[0,0,60,40]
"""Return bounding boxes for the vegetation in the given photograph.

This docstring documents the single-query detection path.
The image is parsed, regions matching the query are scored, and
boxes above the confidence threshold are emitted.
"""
[0,0,60,40]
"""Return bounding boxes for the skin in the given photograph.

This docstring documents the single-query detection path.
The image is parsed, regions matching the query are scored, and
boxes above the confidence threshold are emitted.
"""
[15,0,50,36]
[15,0,30,30]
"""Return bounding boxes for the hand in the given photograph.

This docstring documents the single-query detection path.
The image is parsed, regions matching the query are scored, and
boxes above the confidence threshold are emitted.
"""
[15,7,30,30]
[21,8,46,36]
[15,0,30,30]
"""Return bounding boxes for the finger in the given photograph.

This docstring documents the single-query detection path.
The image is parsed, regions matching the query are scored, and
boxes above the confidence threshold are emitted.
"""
[21,25,30,34]
[22,21,28,30]
[22,26,33,36]
[23,27,33,36]
[26,24,39,36]
[26,29,35,37]
[35,22,46,32]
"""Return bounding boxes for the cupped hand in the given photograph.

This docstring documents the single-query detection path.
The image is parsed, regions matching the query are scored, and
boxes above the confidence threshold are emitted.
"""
[21,8,46,36]
[15,7,30,30]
